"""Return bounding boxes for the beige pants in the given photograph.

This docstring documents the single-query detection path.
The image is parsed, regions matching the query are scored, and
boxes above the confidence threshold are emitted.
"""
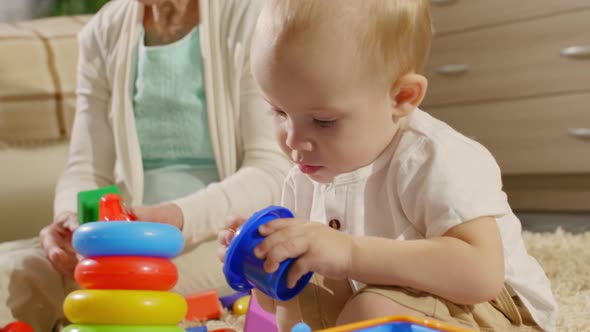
[291,275,542,332]
[0,237,231,332]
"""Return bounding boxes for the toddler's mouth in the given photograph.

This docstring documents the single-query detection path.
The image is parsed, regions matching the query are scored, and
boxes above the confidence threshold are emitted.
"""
[299,164,322,174]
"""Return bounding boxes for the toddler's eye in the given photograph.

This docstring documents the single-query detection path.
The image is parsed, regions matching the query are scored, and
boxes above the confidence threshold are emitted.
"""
[271,109,287,118]
[313,119,336,128]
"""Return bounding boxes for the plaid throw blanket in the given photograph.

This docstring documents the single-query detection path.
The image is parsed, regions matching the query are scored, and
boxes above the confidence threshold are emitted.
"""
[0,15,91,145]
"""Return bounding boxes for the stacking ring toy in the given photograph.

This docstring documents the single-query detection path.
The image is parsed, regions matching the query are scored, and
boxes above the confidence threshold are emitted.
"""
[223,206,313,301]
[62,326,184,332]
[64,290,187,325]
[75,256,178,290]
[73,221,184,258]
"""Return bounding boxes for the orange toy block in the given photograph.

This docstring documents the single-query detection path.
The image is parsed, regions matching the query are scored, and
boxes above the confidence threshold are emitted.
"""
[185,289,223,321]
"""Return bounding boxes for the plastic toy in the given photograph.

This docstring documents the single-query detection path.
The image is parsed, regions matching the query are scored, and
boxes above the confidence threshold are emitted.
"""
[185,289,223,321]
[219,291,250,309]
[77,186,121,224]
[75,256,178,290]
[63,326,185,332]
[232,295,250,315]
[98,193,136,221]
[223,206,313,301]
[296,315,475,332]
[73,221,184,258]
[291,323,312,332]
[62,193,187,332]
[243,295,278,332]
[64,289,187,325]
[0,322,34,332]
[185,327,208,332]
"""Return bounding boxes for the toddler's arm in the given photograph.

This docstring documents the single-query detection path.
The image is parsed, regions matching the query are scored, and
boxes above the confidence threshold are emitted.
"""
[350,216,504,305]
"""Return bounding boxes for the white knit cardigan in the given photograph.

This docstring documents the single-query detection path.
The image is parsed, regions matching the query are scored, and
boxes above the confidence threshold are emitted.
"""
[54,0,291,245]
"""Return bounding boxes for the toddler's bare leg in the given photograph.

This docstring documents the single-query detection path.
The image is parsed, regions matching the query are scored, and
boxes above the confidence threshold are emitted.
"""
[336,291,424,326]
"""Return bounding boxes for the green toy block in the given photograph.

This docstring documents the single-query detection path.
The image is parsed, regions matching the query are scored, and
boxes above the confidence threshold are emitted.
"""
[77,185,121,224]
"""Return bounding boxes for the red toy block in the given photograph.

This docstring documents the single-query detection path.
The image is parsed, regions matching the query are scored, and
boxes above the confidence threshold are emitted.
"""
[98,193,137,221]
[185,289,223,321]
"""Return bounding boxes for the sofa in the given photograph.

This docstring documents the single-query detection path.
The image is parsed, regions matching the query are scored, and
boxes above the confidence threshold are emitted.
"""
[0,15,91,242]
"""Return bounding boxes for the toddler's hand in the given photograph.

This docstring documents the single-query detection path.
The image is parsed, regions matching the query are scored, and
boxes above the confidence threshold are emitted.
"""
[217,215,246,263]
[255,219,354,288]
[132,203,184,230]
[40,212,79,279]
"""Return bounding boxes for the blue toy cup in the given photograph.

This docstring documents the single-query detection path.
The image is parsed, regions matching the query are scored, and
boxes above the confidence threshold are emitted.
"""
[223,206,313,301]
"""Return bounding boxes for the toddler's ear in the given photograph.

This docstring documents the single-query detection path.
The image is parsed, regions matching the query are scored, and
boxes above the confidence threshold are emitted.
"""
[390,73,428,118]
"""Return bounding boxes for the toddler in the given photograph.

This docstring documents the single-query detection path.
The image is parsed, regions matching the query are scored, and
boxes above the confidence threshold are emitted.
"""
[219,1,557,331]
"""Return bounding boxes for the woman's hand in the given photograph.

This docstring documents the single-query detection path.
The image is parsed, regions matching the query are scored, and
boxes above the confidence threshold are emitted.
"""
[217,215,247,262]
[40,212,79,279]
[132,203,184,230]
[255,219,354,288]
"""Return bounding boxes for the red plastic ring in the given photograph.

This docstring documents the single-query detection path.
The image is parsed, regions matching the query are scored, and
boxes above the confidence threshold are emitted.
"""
[75,256,178,291]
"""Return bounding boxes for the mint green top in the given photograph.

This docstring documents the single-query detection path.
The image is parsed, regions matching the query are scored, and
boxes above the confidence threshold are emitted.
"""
[133,27,219,205]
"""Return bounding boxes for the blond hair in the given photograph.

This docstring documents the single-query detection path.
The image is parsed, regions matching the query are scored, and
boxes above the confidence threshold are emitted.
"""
[260,0,433,83]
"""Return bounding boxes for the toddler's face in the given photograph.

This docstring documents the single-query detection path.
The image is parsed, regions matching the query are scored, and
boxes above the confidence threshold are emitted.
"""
[252,39,400,183]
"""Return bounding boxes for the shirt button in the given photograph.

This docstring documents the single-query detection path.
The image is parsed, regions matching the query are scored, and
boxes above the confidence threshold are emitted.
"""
[329,219,341,230]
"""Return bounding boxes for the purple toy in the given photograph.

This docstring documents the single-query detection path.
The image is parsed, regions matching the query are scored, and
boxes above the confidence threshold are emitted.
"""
[244,296,278,332]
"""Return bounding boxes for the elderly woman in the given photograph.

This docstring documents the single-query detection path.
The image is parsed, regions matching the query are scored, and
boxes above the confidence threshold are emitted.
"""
[0,0,290,330]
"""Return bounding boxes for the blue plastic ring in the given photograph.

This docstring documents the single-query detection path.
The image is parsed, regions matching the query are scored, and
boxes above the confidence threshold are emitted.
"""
[73,222,184,258]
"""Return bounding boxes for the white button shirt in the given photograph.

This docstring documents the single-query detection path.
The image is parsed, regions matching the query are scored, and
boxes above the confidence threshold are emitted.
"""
[281,109,557,332]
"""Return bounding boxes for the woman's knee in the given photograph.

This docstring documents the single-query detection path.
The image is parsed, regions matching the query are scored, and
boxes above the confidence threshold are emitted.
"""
[0,238,51,274]
[0,238,72,331]
[172,240,233,296]
[336,292,424,326]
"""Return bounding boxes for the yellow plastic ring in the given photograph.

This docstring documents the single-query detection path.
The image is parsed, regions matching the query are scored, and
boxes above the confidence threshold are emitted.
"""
[62,325,185,332]
[64,290,187,325]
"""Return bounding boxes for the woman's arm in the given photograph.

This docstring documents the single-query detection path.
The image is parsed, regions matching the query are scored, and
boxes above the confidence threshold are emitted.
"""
[53,14,116,221]
[173,59,291,244]
[350,216,505,305]
[173,0,291,245]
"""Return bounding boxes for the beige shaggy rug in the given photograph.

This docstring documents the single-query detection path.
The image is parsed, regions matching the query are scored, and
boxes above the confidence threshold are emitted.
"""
[523,229,590,331]
[189,229,590,332]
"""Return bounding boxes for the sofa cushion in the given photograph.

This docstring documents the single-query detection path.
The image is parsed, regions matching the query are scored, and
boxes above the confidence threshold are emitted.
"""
[0,142,70,242]
[0,15,90,144]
